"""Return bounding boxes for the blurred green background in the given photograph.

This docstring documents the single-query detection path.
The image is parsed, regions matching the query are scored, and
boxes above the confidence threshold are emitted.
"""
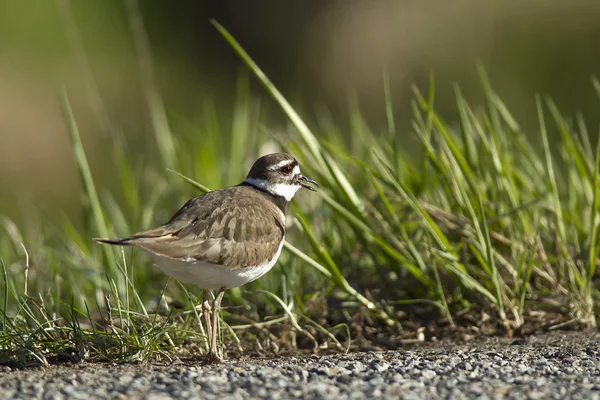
[1,0,600,224]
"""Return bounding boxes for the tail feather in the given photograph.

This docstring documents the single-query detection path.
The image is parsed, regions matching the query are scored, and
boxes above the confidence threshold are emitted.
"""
[94,237,132,246]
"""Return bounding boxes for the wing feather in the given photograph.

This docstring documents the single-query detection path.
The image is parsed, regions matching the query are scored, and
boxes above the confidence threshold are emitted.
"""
[127,187,285,268]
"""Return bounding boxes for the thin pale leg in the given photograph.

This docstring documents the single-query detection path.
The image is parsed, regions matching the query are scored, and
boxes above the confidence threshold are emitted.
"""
[203,287,225,365]
[211,288,226,354]
[201,291,212,353]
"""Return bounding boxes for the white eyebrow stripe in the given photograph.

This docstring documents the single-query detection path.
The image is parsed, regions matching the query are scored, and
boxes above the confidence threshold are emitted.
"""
[268,159,295,171]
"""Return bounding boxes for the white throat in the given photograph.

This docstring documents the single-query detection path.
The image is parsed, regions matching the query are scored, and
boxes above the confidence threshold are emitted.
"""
[244,178,300,201]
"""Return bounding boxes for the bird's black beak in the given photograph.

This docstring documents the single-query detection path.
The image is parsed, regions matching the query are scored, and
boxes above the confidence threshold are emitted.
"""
[298,175,318,192]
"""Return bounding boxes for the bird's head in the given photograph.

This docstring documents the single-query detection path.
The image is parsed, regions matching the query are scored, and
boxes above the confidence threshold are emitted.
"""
[243,153,318,201]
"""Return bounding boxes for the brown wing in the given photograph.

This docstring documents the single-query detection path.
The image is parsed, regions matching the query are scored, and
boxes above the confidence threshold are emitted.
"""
[127,187,285,268]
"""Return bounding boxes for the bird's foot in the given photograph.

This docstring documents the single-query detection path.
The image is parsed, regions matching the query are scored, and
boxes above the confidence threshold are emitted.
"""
[201,350,223,365]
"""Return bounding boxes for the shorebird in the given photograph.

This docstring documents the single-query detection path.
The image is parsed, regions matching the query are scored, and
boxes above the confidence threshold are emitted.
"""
[95,153,318,362]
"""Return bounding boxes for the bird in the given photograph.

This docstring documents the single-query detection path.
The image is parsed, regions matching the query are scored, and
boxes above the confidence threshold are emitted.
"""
[95,153,318,363]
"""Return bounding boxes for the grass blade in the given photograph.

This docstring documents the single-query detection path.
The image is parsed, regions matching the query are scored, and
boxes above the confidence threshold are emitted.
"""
[61,89,119,284]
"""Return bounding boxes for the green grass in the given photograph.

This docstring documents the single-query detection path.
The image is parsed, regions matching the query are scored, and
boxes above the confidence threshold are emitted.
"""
[2,20,600,366]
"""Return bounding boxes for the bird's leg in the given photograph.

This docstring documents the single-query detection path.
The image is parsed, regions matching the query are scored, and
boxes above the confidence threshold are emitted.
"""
[201,290,213,353]
[207,287,226,363]
[200,288,225,365]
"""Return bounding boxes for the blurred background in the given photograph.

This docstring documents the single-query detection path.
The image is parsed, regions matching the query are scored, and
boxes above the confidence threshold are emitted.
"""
[1,0,600,225]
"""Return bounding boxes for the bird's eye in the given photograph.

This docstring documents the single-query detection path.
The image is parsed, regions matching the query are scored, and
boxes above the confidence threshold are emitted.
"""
[279,165,293,175]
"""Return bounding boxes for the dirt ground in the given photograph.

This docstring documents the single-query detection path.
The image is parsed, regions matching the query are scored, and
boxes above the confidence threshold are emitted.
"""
[1,331,599,399]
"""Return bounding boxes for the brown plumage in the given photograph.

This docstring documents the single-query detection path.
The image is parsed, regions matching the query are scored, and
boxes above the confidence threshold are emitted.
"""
[97,185,286,269]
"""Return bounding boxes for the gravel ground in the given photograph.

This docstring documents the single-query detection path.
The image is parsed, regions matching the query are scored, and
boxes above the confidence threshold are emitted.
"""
[1,332,600,399]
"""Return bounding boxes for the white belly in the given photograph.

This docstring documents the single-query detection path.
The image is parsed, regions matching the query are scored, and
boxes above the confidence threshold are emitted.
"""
[149,240,284,290]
